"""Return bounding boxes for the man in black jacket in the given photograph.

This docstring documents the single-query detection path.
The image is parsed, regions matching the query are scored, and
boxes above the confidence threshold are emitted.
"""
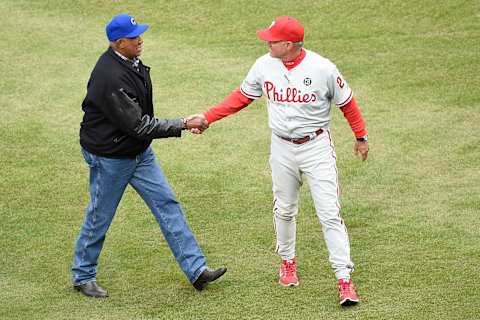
[72,13,225,297]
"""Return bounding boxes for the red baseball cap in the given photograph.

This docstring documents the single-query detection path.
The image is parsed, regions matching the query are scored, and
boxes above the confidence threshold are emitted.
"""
[257,16,304,42]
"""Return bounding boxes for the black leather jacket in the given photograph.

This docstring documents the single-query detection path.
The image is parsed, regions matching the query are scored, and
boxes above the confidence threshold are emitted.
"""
[80,47,183,157]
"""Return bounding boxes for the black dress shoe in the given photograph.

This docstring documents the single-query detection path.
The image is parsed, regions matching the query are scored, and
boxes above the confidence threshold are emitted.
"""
[193,267,227,291]
[74,281,109,298]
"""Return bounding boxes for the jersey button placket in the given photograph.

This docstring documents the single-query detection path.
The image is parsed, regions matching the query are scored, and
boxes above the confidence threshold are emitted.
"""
[286,73,296,135]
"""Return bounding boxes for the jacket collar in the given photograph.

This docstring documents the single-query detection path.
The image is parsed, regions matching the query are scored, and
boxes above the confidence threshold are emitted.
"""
[107,47,150,76]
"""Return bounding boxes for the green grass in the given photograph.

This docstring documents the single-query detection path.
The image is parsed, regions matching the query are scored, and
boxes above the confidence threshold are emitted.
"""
[1,0,479,319]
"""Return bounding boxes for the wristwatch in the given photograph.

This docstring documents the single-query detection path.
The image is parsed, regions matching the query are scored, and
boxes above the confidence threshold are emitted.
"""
[356,135,368,142]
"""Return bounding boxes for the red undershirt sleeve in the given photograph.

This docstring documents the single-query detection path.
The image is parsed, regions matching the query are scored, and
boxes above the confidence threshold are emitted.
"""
[339,96,367,138]
[203,88,254,124]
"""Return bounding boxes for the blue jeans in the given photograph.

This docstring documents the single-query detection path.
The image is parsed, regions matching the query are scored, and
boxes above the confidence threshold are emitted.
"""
[72,147,206,285]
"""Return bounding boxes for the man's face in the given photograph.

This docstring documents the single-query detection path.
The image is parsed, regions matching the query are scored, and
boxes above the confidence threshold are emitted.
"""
[118,36,143,59]
[267,40,289,59]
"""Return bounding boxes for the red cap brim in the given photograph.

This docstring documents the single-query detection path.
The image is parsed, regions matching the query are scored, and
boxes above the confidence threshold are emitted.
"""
[256,29,282,42]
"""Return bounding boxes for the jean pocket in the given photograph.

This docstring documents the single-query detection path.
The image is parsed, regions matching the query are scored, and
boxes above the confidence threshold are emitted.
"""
[81,148,97,168]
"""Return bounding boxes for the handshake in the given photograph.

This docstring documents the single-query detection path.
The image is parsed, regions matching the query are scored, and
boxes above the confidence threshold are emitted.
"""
[183,114,209,134]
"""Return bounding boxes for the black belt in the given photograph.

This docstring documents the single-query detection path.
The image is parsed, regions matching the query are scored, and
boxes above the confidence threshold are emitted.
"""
[278,128,324,145]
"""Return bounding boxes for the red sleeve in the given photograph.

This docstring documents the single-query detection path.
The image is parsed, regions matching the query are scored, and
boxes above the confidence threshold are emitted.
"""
[340,96,367,138]
[203,88,253,124]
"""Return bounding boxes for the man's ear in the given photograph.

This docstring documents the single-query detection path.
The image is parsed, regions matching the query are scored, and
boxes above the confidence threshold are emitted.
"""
[115,39,125,49]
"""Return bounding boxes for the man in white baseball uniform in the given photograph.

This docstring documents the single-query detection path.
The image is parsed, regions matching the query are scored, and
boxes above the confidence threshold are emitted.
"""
[198,16,368,306]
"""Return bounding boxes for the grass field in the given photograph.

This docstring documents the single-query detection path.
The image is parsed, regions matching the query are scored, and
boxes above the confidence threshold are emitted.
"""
[1,0,479,319]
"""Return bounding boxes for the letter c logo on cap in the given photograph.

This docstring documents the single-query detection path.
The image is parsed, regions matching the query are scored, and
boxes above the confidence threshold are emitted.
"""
[131,18,137,25]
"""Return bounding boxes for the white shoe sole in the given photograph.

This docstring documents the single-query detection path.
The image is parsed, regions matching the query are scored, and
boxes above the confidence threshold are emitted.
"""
[279,280,299,287]
[339,297,359,306]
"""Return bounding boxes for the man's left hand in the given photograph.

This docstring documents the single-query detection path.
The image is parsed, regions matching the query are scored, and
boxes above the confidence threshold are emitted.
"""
[354,140,369,161]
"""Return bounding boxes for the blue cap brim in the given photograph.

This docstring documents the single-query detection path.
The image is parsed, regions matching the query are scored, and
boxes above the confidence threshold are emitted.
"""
[125,24,149,38]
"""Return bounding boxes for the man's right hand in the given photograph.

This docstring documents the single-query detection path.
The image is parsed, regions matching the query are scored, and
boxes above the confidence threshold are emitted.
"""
[184,114,209,134]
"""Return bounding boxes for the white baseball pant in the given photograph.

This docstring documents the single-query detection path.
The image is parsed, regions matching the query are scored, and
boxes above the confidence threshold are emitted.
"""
[270,129,354,280]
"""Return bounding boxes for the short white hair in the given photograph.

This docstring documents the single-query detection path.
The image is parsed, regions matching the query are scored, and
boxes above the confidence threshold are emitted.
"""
[293,41,304,48]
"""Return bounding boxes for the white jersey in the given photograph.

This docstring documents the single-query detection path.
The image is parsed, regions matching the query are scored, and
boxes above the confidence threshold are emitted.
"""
[240,49,352,138]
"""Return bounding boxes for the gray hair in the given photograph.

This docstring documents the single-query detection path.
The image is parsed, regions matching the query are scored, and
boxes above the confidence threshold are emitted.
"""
[293,41,304,48]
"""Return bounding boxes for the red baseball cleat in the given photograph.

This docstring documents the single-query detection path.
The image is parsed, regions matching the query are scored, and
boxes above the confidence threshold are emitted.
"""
[279,258,299,287]
[338,278,359,306]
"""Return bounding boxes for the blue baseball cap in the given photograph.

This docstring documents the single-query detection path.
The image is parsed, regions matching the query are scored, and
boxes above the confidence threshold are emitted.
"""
[106,14,149,41]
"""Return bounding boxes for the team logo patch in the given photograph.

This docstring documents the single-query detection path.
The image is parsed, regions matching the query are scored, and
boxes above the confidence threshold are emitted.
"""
[131,18,137,25]
[303,78,312,86]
